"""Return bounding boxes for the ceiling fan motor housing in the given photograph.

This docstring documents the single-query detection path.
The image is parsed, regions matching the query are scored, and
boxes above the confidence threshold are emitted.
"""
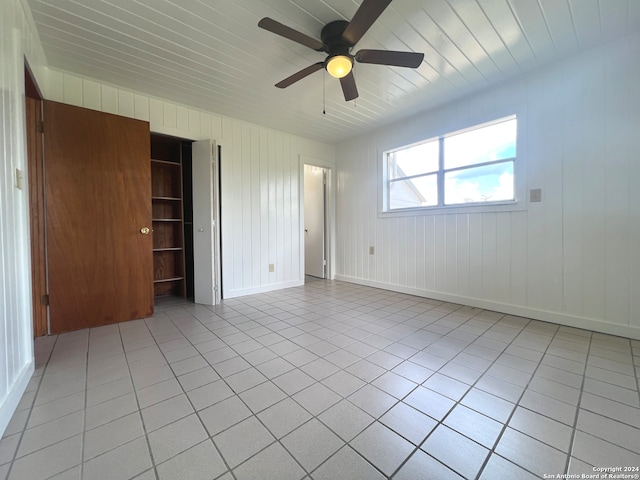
[321,20,352,54]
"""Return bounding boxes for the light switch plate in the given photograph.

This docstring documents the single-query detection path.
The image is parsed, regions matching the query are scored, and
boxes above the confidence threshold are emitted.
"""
[530,188,542,203]
[15,168,24,190]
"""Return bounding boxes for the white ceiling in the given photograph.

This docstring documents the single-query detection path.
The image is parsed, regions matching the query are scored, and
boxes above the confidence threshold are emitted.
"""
[27,0,640,143]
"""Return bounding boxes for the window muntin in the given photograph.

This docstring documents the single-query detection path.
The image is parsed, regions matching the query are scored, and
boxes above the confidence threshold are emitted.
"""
[384,116,517,211]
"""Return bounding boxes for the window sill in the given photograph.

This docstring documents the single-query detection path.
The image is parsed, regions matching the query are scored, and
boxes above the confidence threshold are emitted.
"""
[378,200,525,218]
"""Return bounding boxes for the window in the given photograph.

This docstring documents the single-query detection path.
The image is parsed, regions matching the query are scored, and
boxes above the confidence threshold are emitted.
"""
[384,116,517,212]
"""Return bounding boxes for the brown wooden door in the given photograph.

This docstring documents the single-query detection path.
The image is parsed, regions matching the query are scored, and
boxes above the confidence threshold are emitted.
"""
[44,100,153,333]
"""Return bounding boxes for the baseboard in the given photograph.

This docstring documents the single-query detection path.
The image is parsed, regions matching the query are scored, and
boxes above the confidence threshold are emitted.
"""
[335,275,640,340]
[0,359,35,438]
[224,279,305,299]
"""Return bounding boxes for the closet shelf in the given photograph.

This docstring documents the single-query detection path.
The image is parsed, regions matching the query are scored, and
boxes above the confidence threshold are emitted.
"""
[151,133,187,298]
[151,159,180,167]
[152,196,181,201]
[154,277,185,284]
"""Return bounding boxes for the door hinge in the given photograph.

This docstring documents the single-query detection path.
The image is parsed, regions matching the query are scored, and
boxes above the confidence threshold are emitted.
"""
[42,294,50,306]
[214,285,219,292]
[37,121,44,133]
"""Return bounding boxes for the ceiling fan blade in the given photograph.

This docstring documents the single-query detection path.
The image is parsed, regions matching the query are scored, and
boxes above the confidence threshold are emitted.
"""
[275,62,324,88]
[355,49,424,68]
[341,0,392,47]
[340,71,359,101]
[258,18,325,51]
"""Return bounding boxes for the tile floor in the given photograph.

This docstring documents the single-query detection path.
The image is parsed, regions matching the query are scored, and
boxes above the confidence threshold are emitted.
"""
[1,280,639,479]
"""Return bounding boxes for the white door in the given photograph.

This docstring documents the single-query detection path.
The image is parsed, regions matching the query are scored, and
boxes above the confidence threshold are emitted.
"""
[192,140,219,304]
[304,165,326,278]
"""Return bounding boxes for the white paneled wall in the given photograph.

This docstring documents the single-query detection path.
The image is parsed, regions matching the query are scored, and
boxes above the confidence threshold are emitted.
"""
[46,70,335,299]
[335,31,640,340]
[0,0,48,437]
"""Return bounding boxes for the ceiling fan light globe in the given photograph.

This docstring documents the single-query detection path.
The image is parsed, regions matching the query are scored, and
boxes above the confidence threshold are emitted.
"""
[326,55,353,79]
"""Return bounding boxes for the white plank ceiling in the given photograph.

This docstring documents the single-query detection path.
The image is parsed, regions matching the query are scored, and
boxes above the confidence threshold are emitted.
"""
[27,0,640,143]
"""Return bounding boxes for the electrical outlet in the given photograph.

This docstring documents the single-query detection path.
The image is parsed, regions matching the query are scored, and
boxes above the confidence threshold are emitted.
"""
[369,246,375,255]
[530,188,542,203]
[269,263,275,272]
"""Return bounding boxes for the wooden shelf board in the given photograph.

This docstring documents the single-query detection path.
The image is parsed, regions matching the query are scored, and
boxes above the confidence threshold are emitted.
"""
[152,196,181,201]
[154,277,185,283]
[151,159,181,167]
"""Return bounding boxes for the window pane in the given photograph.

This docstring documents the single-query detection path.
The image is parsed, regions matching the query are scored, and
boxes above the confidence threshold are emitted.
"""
[444,161,514,205]
[390,174,438,209]
[389,140,439,180]
[444,118,516,169]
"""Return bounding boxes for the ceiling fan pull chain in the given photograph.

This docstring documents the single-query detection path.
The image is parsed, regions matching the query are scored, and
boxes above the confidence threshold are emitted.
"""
[323,69,326,115]
[354,65,357,109]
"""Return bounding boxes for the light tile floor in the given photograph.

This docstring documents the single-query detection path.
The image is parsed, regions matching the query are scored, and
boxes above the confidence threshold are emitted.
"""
[1,280,640,479]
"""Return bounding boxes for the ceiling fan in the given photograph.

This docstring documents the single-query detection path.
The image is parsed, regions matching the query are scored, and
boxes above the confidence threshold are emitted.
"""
[258,0,424,101]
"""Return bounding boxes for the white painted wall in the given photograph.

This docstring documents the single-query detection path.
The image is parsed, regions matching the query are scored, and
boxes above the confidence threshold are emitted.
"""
[0,0,48,437]
[335,31,640,340]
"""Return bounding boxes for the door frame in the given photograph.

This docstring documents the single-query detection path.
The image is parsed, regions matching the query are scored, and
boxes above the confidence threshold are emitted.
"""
[300,156,334,281]
[303,165,327,279]
[25,61,48,337]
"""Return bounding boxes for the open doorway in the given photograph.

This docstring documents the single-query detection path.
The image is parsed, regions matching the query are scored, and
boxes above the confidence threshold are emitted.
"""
[303,164,329,280]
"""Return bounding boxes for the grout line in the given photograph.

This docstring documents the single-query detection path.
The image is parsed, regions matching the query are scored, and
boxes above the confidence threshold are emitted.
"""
[5,283,640,480]
[631,340,640,409]
[149,305,269,480]
[3,335,57,479]
[78,329,91,478]
[389,311,534,479]
[474,322,580,479]
[119,320,162,480]
[563,330,594,473]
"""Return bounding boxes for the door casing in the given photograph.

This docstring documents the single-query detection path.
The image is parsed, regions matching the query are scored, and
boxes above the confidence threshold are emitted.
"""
[300,156,333,282]
[304,165,327,279]
[25,64,47,337]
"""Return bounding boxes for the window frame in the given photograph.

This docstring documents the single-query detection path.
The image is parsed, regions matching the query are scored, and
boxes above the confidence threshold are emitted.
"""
[379,112,525,217]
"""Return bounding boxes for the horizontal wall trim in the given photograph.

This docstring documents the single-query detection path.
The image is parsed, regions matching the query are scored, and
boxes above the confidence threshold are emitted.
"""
[335,275,640,341]
[0,360,34,437]
[224,279,304,299]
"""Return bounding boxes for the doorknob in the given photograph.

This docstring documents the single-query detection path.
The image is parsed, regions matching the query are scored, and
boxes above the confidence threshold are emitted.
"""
[140,227,150,235]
